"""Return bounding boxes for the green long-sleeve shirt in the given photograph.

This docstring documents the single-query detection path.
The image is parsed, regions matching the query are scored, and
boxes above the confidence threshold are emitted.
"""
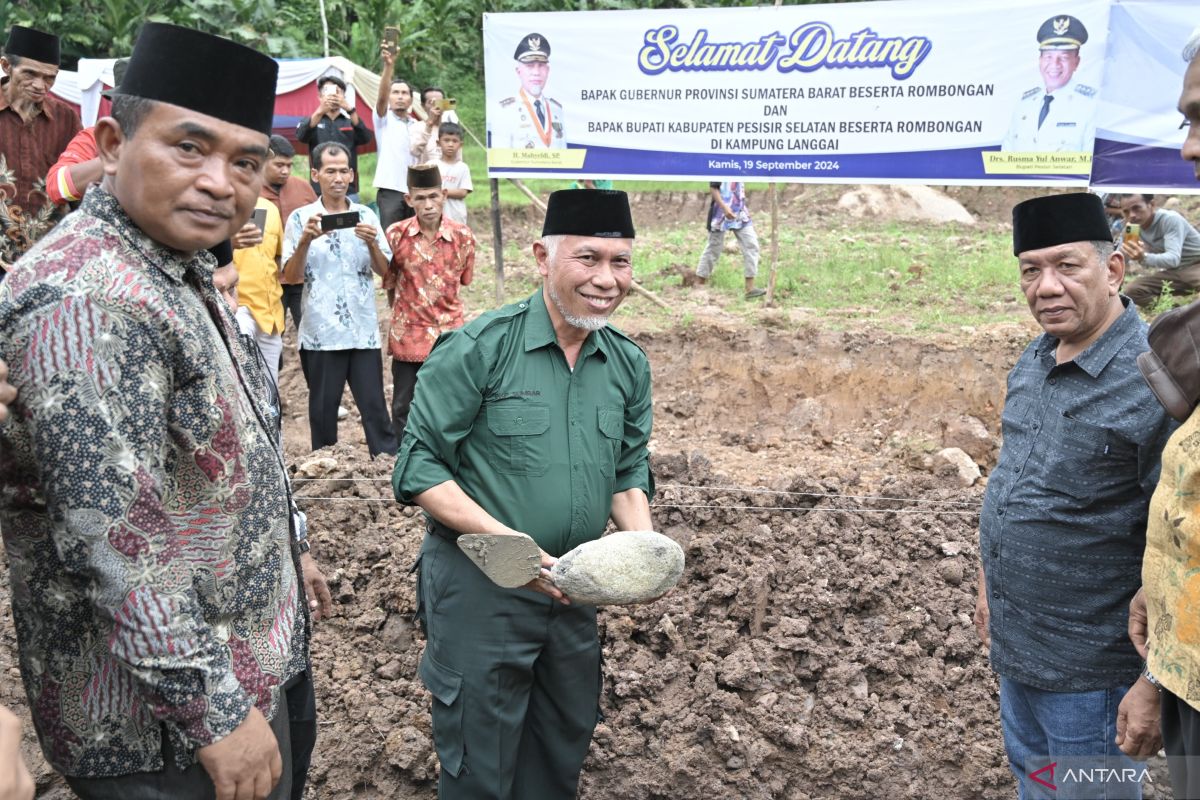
[393,290,654,556]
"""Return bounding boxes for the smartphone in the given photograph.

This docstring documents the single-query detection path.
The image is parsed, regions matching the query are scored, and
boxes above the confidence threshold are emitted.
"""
[251,208,267,234]
[383,26,399,57]
[1123,223,1141,245]
[436,98,457,112]
[321,83,339,98]
[321,211,360,232]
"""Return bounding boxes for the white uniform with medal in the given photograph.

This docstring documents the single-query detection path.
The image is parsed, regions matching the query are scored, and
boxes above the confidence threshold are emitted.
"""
[490,89,566,149]
[1000,77,1097,152]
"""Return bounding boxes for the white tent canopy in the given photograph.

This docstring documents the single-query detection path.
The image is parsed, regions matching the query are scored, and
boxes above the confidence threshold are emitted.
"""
[51,56,385,128]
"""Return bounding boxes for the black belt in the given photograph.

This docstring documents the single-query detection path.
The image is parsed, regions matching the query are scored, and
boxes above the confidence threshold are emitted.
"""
[426,518,462,541]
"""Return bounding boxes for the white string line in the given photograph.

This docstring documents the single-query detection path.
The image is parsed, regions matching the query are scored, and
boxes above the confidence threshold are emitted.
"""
[290,478,983,508]
[290,496,980,515]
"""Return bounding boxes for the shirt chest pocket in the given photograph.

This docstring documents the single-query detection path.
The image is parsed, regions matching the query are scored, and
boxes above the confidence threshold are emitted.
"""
[598,405,623,476]
[486,402,550,476]
[1047,414,1136,500]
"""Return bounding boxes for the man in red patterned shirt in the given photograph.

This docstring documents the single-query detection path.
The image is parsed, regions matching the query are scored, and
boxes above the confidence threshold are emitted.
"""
[384,163,475,440]
[0,26,81,272]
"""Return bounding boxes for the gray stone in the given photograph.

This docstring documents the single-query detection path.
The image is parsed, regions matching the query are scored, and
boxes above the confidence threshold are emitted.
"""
[932,447,981,487]
[943,415,996,465]
[550,531,685,606]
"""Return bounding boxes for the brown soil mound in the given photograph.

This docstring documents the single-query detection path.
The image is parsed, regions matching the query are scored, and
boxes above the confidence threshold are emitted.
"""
[2,286,1175,798]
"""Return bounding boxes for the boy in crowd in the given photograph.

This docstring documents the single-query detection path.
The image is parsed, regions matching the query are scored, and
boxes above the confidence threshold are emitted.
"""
[435,122,472,227]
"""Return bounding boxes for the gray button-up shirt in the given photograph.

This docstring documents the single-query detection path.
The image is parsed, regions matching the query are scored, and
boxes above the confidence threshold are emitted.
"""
[980,298,1176,691]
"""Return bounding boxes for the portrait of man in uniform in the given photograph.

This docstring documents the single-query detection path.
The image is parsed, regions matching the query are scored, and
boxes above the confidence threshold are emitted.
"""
[1000,14,1098,153]
[489,32,566,150]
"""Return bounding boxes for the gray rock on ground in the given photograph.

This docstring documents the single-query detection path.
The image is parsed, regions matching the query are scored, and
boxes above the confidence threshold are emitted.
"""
[551,531,685,606]
[932,447,982,487]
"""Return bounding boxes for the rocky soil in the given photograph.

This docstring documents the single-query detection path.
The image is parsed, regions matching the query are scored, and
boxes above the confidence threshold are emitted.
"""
[5,186,1192,798]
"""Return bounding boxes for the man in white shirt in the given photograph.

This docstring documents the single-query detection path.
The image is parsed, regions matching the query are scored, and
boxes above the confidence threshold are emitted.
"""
[374,41,415,231]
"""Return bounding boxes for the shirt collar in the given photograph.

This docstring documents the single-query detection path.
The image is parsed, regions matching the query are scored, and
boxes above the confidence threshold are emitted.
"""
[1035,296,1140,377]
[0,77,54,120]
[82,186,214,284]
[400,215,455,243]
[523,289,607,360]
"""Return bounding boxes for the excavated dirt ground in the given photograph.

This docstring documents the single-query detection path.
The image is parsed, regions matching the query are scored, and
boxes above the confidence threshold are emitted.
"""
[4,186,1190,798]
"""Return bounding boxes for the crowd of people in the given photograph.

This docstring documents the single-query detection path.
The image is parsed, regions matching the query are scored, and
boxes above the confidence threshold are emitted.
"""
[3,14,1200,800]
[0,19,646,800]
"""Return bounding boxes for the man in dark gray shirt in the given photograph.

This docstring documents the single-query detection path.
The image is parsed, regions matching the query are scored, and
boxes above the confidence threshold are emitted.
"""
[975,192,1176,799]
[1120,193,1200,308]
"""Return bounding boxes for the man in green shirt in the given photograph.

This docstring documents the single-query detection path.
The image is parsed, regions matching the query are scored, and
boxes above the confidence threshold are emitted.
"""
[393,189,653,799]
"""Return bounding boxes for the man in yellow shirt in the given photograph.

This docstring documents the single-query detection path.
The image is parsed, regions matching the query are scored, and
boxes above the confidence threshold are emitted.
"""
[233,196,285,389]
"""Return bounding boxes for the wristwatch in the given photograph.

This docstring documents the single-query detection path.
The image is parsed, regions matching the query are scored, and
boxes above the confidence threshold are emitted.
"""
[1141,663,1163,690]
[297,538,311,555]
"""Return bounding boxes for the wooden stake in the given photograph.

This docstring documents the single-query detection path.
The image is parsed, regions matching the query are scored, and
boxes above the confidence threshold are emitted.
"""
[765,183,780,305]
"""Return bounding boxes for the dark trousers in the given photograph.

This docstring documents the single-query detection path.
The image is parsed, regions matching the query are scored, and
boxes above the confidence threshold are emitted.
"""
[1125,261,1200,308]
[1163,689,1200,799]
[391,359,421,443]
[282,284,307,384]
[64,671,316,800]
[377,187,415,232]
[417,531,601,800]
[306,348,397,456]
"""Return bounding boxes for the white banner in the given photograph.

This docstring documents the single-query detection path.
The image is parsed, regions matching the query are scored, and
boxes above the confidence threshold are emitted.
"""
[1090,0,1200,193]
[483,0,1111,185]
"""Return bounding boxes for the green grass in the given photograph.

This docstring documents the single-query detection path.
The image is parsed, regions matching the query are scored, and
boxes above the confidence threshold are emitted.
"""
[628,221,1025,332]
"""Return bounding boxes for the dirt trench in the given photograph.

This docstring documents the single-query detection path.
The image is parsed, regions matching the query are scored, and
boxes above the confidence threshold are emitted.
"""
[4,323,1169,799]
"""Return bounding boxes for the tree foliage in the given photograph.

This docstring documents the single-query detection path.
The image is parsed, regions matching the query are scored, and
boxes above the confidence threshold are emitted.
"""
[4,0,859,88]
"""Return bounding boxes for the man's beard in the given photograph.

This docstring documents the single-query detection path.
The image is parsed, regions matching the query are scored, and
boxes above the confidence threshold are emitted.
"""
[547,282,608,331]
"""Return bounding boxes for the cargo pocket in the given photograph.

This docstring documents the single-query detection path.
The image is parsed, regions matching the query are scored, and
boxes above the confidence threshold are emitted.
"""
[418,652,465,777]
[486,402,551,475]
[597,405,623,477]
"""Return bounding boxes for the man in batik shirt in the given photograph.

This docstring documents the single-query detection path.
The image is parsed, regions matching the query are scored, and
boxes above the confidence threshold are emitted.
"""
[0,24,326,800]
[384,163,475,440]
[0,25,81,273]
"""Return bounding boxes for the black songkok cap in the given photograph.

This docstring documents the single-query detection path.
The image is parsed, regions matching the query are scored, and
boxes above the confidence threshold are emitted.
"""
[5,26,60,65]
[408,164,442,190]
[113,23,279,135]
[542,189,635,239]
[1012,193,1111,256]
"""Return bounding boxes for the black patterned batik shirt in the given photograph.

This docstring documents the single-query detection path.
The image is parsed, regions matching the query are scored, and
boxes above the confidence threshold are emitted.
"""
[0,187,308,777]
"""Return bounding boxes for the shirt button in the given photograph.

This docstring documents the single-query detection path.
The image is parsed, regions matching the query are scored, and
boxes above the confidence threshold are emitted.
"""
[1032,423,1039,431]
[997,508,1005,516]
[992,590,1000,599]
[1048,378,1056,385]
[991,548,999,557]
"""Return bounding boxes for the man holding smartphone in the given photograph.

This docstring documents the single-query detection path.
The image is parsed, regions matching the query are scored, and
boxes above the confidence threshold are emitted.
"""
[374,37,417,231]
[232,197,285,389]
[296,75,372,201]
[283,141,398,457]
[410,86,459,164]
